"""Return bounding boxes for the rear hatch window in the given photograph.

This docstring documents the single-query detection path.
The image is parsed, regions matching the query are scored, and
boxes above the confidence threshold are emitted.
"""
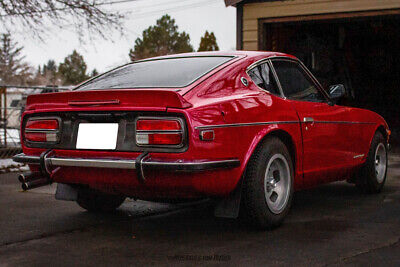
[76,56,233,91]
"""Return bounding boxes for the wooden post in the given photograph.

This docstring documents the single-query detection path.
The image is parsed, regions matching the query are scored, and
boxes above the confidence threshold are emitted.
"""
[0,87,7,147]
[3,86,7,147]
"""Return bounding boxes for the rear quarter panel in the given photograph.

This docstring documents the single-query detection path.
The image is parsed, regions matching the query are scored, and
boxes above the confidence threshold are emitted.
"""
[179,62,304,192]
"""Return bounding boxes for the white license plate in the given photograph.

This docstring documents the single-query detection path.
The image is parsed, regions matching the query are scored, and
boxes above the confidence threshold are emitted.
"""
[76,123,119,150]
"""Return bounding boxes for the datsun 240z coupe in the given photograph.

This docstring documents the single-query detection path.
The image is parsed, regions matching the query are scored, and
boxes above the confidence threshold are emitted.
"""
[13,51,390,229]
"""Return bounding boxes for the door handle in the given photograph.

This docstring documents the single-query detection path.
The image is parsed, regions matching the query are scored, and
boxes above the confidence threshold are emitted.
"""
[303,117,314,123]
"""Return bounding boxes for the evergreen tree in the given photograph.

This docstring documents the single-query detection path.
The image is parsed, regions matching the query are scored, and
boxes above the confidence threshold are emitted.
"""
[91,69,99,77]
[43,59,59,85]
[58,50,89,85]
[198,31,219,52]
[129,14,193,60]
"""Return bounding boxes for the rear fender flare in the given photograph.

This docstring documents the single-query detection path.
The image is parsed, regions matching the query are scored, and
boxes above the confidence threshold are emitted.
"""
[238,126,300,186]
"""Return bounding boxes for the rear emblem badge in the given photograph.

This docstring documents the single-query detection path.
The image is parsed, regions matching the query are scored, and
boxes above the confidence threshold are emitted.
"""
[241,77,249,87]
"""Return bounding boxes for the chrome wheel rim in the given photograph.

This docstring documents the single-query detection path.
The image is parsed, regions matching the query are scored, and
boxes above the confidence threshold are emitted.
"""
[264,154,291,214]
[375,143,387,183]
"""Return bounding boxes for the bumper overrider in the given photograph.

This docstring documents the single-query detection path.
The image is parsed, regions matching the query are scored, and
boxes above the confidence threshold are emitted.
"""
[13,151,240,190]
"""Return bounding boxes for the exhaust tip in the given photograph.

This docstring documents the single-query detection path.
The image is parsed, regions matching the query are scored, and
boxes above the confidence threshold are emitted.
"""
[21,182,29,191]
[18,174,25,183]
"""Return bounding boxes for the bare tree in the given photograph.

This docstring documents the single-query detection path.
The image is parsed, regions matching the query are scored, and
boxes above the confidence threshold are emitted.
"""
[0,33,33,85]
[0,0,126,40]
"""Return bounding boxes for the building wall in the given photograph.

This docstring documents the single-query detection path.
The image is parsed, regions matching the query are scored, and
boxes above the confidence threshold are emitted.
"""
[242,0,400,50]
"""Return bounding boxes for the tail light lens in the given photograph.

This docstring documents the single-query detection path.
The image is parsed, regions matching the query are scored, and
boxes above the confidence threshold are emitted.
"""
[136,118,184,147]
[24,118,60,143]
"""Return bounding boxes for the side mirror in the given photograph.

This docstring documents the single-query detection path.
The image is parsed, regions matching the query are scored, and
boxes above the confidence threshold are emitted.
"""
[328,84,346,104]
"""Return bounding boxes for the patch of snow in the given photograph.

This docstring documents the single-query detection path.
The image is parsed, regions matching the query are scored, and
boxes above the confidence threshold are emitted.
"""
[0,158,28,172]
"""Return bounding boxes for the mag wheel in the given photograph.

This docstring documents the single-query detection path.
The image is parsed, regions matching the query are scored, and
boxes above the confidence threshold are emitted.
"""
[241,137,294,229]
[76,187,126,212]
[264,154,291,214]
[356,132,388,193]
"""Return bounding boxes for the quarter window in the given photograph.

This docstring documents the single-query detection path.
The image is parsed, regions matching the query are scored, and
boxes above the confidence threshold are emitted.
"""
[248,63,280,95]
[272,60,325,102]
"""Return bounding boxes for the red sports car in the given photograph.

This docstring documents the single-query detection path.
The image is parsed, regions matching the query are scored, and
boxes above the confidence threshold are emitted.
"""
[14,51,389,229]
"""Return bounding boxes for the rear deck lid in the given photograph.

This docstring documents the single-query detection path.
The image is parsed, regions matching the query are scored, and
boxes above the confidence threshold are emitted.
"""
[25,89,192,111]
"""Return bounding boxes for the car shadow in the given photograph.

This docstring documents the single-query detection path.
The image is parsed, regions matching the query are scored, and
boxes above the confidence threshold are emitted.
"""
[87,180,398,237]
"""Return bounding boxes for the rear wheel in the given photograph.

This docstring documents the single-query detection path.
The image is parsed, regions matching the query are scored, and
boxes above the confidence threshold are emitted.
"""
[356,132,388,193]
[76,187,126,212]
[241,137,294,229]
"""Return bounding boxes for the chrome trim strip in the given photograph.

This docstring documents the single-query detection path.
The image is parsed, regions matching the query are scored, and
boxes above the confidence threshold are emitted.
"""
[194,120,375,130]
[13,153,41,164]
[353,154,365,159]
[246,58,270,71]
[136,130,183,133]
[195,121,299,130]
[49,157,137,169]
[25,129,59,133]
[313,121,375,125]
[12,153,240,172]
[303,117,314,123]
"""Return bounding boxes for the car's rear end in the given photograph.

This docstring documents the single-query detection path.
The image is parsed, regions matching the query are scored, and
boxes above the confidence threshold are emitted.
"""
[13,55,242,200]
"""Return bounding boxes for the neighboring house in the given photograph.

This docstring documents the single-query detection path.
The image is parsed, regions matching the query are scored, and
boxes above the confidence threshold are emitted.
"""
[226,0,400,136]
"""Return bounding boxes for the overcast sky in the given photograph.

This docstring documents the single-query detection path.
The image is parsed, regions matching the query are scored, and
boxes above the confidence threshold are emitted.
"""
[8,0,236,73]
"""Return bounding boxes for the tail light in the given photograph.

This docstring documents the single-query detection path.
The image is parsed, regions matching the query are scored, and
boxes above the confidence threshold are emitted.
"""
[24,118,60,143]
[135,117,184,147]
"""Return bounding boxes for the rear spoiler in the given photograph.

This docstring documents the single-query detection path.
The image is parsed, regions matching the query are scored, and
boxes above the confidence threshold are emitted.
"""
[25,89,192,111]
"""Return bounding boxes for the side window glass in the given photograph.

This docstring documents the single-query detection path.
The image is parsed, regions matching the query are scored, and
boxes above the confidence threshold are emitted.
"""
[272,60,325,102]
[248,63,280,95]
[248,67,264,89]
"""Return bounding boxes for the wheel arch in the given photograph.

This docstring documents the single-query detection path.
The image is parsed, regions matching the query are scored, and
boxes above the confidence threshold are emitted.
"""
[240,128,298,181]
[215,128,299,219]
[376,124,388,142]
[367,124,389,152]
[363,123,389,164]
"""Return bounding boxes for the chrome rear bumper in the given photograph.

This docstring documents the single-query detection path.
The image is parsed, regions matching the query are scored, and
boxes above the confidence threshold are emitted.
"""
[13,153,240,172]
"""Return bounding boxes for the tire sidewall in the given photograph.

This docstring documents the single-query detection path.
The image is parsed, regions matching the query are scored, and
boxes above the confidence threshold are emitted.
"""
[365,132,388,192]
[243,137,294,228]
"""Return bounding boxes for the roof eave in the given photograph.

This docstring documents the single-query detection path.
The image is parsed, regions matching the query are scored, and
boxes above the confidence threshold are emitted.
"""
[224,0,243,7]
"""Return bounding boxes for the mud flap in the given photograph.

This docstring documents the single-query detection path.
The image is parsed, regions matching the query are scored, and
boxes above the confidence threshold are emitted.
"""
[55,183,78,201]
[214,179,242,218]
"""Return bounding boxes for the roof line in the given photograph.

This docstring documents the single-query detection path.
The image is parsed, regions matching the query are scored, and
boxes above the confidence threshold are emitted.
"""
[224,0,243,7]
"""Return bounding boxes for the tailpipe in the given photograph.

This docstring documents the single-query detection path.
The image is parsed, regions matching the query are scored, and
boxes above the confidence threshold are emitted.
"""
[18,173,42,183]
[18,173,51,191]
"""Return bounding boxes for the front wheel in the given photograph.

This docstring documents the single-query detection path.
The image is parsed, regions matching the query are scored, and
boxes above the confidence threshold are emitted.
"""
[76,187,126,212]
[356,132,388,193]
[241,137,294,229]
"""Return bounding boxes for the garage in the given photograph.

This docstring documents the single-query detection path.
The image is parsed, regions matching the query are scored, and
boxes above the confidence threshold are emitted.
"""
[227,0,400,145]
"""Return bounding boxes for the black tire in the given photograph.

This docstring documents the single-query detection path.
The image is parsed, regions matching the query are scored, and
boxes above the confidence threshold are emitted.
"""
[76,187,126,212]
[356,132,388,194]
[241,137,294,229]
